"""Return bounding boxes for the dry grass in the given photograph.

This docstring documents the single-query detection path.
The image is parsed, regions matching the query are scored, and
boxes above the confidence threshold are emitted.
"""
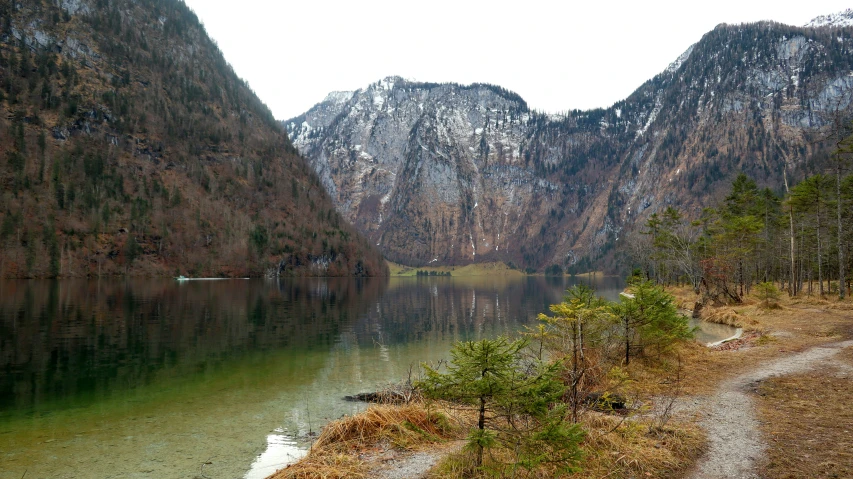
[700,307,753,328]
[576,412,704,479]
[658,286,853,396]
[267,452,365,479]
[754,348,853,479]
[313,404,455,450]
[268,403,463,479]
[427,412,704,479]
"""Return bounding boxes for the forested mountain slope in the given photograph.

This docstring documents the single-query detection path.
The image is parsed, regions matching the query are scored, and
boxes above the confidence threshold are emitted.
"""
[287,16,853,272]
[0,0,386,277]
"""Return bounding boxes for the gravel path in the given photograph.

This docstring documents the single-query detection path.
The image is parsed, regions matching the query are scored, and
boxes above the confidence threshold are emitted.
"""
[689,339,853,479]
[369,441,465,479]
[362,338,853,479]
[374,451,446,479]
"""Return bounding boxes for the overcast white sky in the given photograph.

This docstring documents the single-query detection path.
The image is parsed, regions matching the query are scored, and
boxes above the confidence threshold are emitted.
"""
[181,1,851,121]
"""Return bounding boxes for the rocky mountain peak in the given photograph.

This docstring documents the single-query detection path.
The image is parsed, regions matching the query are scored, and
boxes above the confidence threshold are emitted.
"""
[804,9,853,28]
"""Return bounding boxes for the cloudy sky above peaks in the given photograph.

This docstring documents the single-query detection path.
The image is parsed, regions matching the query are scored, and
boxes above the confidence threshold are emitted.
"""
[181,0,852,120]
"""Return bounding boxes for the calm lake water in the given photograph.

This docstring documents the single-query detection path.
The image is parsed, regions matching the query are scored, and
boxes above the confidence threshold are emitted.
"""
[0,275,627,479]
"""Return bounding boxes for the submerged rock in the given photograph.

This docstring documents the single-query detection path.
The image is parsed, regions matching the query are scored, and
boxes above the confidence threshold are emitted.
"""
[343,391,408,404]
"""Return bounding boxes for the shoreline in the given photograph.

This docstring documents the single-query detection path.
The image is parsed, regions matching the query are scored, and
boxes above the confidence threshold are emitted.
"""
[267,289,853,479]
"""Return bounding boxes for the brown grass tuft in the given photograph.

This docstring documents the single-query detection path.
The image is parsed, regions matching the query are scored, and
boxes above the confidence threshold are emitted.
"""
[267,403,463,479]
[428,412,705,479]
[700,307,750,328]
[267,452,365,479]
[577,412,705,479]
[314,404,455,450]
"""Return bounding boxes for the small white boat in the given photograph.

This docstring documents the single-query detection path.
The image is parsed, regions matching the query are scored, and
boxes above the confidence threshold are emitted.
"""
[175,276,248,281]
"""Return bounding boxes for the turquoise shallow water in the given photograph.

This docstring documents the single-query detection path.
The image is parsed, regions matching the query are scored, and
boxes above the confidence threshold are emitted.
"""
[0,276,627,479]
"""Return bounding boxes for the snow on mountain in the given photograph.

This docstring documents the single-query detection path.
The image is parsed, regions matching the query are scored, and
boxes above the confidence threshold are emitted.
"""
[804,9,853,28]
[665,44,695,74]
[323,90,355,104]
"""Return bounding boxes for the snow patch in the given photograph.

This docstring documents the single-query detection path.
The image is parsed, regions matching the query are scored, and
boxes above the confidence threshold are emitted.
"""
[635,98,661,138]
[665,44,695,74]
[804,9,853,28]
[324,91,355,104]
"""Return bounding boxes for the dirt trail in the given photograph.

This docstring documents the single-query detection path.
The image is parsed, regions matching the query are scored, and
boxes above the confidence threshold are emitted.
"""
[367,441,465,479]
[374,450,446,479]
[688,339,853,479]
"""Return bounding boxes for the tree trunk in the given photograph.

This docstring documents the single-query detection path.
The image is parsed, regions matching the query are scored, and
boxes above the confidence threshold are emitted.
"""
[817,201,823,296]
[477,396,485,467]
[838,162,846,299]
[784,169,796,296]
[571,322,580,423]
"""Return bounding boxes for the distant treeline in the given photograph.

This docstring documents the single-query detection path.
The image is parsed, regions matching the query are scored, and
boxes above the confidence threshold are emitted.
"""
[416,270,451,277]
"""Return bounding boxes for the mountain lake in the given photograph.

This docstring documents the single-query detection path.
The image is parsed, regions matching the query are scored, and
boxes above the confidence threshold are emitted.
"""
[0,276,735,479]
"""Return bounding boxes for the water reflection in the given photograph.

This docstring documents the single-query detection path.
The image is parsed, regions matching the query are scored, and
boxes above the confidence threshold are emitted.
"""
[0,275,624,479]
[245,429,307,479]
[0,278,388,413]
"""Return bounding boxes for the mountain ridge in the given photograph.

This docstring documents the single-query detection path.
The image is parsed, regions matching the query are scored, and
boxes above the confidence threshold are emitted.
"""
[804,8,853,28]
[286,14,853,271]
[0,0,387,278]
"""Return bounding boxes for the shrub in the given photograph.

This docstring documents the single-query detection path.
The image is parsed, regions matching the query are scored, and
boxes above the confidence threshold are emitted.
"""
[418,337,584,474]
[754,281,781,309]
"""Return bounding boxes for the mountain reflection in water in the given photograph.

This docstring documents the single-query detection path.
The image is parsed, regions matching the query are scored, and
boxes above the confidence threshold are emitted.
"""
[0,276,624,479]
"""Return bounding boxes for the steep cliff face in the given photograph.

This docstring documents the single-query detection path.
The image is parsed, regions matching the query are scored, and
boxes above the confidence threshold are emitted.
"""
[287,17,853,271]
[0,0,387,277]
[287,80,563,266]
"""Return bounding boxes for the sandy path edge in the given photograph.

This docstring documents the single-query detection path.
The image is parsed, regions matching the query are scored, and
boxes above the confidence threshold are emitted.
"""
[689,339,853,479]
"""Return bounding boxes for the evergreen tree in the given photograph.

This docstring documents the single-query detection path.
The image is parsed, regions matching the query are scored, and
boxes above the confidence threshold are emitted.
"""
[537,285,613,421]
[418,337,584,473]
[612,279,692,365]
